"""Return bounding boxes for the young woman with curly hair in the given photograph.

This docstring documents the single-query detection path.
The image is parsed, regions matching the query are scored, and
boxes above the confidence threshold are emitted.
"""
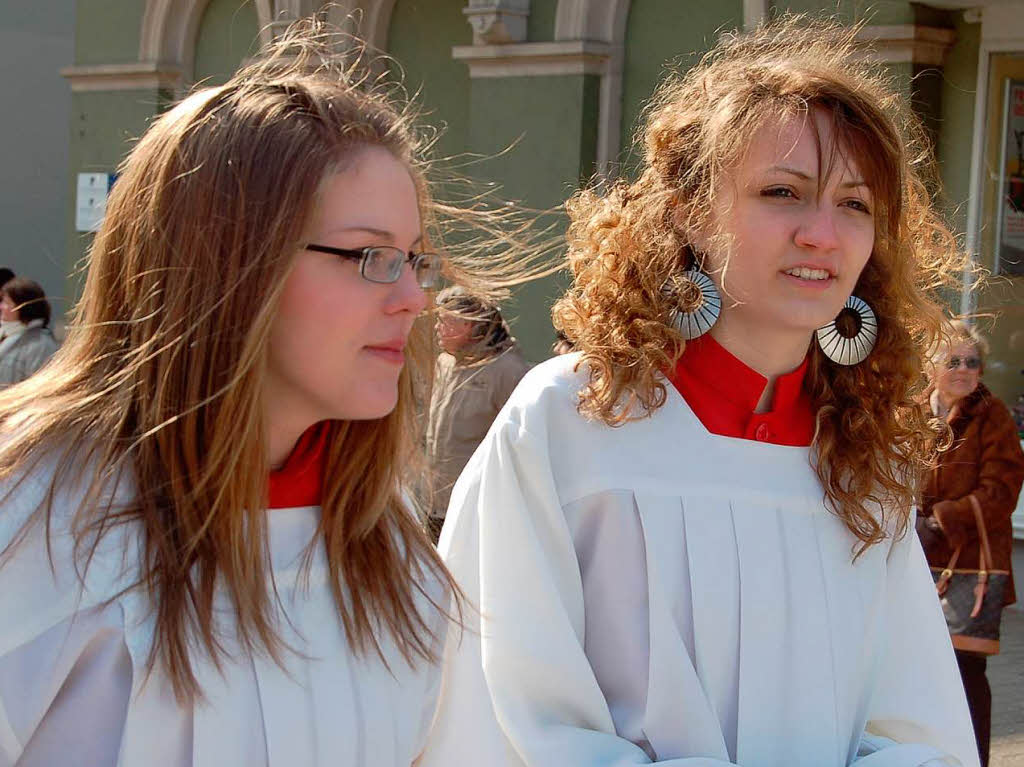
[421,17,979,767]
[0,21,545,766]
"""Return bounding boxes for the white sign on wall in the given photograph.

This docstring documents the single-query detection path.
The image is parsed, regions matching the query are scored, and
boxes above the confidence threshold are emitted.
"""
[75,172,114,233]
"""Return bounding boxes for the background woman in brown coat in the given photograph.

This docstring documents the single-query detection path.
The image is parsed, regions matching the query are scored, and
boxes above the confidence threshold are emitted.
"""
[919,320,1024,767]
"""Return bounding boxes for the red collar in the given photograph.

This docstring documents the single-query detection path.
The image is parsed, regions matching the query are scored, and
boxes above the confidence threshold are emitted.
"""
[667,335,815,447]
[268,421,329,509]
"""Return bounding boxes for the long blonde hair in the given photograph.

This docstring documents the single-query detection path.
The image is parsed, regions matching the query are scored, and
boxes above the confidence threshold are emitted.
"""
[0,22,542,699]
[553,16,965,553]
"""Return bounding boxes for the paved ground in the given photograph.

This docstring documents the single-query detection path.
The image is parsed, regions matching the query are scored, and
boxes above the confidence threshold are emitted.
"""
[991,608,1024,766]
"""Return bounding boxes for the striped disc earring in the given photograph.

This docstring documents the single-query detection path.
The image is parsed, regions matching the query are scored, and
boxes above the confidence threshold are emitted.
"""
[816,295,877,365]
[664,269,721,340]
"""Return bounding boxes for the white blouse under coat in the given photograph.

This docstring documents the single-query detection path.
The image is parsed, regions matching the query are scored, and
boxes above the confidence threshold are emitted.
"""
[0,459,444,767]
[419,353,979,767]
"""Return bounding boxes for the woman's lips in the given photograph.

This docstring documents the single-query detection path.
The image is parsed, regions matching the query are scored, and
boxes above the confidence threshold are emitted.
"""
[364,343,405,365]
[779,271,835,291]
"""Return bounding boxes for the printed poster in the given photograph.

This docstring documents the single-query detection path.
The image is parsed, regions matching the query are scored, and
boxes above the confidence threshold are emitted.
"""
[998,79,1024,274]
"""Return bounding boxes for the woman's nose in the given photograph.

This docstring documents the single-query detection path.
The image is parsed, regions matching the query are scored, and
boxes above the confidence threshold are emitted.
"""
[793,206,841,251]
[384,262,428,316]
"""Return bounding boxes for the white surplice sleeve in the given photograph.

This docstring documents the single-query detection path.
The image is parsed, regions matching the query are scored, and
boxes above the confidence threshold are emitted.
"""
[0,604,132,767]
[410,576,451,766]
[421,415,739,767]
[852,518,980,767]
[0,464,137,767]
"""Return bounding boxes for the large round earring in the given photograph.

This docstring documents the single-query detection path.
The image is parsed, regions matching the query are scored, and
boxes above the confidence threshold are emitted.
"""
[816,295,877,365]
[663,269,721,340]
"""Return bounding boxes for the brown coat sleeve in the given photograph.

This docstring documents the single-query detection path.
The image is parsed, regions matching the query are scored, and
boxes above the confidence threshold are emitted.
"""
[939,399,1024,536]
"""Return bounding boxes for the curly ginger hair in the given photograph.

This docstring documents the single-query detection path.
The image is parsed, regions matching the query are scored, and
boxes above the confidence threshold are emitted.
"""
[552,16,965,553]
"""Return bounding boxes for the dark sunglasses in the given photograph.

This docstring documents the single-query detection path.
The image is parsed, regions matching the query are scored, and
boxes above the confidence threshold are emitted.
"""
[946,356,981,371]
[305,244,442,290]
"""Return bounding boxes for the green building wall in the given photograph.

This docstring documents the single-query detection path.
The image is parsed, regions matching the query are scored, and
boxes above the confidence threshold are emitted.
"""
[937,15,981,235]
[619,0,744,171]
[193,0,261,87]
[387,0,472,163]
[775,0,914,24]
[1,3,75,317]
[67,0,159,291]
[525,0,559,43]
[466,74,601,357]
[67,89,167,292]
[61,0,996,370]
[388,0,602,360]
[74,0,147,66]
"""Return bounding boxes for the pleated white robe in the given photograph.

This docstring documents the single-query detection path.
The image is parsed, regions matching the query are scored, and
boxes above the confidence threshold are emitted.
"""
[0,458,445,767]
[419,353,979,767]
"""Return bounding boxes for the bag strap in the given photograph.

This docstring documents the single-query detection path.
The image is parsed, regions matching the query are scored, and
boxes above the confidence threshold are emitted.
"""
[935,544,962,596]
[968,494,993,573]
[967,494,991,618]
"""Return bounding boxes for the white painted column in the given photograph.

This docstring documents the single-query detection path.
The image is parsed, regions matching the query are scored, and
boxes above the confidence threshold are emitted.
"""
[743,0,769,31]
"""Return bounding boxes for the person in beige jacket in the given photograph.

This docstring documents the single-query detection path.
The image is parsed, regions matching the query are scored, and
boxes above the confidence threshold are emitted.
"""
[426,287,530,541]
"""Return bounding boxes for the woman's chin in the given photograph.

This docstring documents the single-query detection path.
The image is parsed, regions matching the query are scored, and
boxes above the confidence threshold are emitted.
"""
[956,384,978,399]
[334,388,400,422]
[940,384,975,403]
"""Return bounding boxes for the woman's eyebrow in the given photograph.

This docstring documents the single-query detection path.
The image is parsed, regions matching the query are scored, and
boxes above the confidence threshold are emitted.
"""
[321,227,424,249]
[766,165,813,180]
[323,225,395,240]
[765,166,868,190]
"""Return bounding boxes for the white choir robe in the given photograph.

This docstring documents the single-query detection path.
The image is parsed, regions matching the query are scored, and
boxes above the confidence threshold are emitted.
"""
[0,456,445,767]
[418,353,980,767]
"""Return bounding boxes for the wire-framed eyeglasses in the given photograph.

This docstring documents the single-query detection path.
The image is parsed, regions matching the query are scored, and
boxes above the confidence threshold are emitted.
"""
[305,244,443,290]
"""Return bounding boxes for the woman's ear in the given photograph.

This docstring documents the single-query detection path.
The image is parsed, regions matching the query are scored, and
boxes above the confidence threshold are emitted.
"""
[673,200,713,268]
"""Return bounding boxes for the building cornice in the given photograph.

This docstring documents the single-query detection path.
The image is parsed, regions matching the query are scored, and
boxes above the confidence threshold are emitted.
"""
[857,24,957,67]
[60,62,182,92]
[451,40,612,78]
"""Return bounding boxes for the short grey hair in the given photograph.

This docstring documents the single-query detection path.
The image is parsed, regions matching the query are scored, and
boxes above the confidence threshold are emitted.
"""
[935,320,989,370]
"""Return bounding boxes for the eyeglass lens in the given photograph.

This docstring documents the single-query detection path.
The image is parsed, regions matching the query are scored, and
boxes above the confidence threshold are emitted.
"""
[414,254,442,289]
[362,247,406,283]
[362,247,441,290]
[946,356,980,370]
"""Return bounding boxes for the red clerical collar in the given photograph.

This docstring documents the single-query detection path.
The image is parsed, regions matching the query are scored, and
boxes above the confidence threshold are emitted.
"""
[268,421,330,509]
[667,334,815,447]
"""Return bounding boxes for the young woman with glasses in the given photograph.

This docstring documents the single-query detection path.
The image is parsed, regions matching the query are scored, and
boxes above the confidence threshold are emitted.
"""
[0,23,534,766]
[421,17,980,767]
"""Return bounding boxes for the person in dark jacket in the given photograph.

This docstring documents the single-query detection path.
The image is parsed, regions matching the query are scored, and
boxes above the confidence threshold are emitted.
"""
[0,278,59,387]
[919,320,1024,767]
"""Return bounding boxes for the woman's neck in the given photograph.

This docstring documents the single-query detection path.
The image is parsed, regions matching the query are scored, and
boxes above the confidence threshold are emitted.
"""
[709,320,812,413]
[0,319,27,337]
[267,414,316,469]
[935,388,961,415]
